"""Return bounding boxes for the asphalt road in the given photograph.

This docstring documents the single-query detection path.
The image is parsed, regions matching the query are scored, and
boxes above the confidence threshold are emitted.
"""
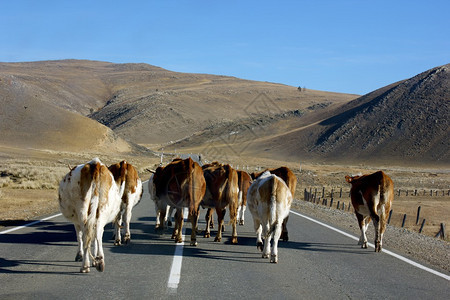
[1,182,448,299]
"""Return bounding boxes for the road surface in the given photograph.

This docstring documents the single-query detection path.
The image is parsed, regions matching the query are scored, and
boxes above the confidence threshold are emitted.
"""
[1,182,448,299]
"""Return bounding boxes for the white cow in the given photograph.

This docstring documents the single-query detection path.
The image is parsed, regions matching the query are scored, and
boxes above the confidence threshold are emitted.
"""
[247,171,293,263]
[108,161,143,245]
[59,158,122,273]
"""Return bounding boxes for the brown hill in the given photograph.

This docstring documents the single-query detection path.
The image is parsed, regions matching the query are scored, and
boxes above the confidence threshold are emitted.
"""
[0,60,357,154]
[0,61,135,154]
[2,60,447,166]
[236,64,449,165]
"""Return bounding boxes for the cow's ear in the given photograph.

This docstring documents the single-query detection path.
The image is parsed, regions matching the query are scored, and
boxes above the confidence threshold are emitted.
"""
[345,176,352,183]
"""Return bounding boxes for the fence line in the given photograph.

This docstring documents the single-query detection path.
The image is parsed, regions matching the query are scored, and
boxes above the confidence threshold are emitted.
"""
[303,186,447,240]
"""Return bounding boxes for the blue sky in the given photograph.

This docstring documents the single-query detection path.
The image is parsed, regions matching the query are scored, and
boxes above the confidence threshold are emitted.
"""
[1,1,449,95]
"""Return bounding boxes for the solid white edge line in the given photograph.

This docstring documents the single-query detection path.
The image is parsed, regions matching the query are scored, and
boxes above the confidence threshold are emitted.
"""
[290,210,450,281]
[0,213,63,235]
[167,207,188,293]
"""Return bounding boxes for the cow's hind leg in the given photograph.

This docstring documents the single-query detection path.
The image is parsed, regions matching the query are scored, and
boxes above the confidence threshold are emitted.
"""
[172,208,183,243]
[204,208,212,238]
[270,221,283,263]
[253,219,263,251]
[189,208,200,246]
[74,224,84,262]
[114,210,123,246]
[262,222,271,259]
[123,203,133,244]
[155,203,167,234]
[215,208,226,242]
[94,225,105,272]
[372,214,381,252]
[356,212,370,249]
[281,215,289,242]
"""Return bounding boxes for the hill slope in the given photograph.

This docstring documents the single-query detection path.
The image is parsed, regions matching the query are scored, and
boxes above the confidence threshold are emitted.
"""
[244,64,450,165]
[0,60,357,152]
[0,61,134,154]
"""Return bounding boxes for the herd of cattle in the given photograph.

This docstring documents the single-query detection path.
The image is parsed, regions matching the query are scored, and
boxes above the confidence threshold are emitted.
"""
[58,157,394,273]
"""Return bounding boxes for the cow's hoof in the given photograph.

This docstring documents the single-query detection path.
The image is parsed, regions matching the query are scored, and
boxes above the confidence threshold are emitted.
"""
[239,220,244,226]
[190,240,198,246]
[257,242,264,252]
[375,243,382,252]
[270,255,278,263]
[114,239,122,246]
[80,266,90,273]
[361,242,368,249]
[94,257,104,272]
[231,236,238,244]
[262,253,269,259]
[214,237,221,242]
[75,251,83,262]
[204,232,210,238]
[95,260,105,272]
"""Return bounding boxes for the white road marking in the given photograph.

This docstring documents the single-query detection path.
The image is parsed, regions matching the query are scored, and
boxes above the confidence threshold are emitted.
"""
[0,213,62,234]
[290,210,450,281]
[167,207,188,293]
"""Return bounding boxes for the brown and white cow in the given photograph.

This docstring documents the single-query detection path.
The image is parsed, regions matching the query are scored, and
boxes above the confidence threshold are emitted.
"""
[247,171,293,263]
[108,160,143,245]
[201,162,239,244]
[149,158,206,246]
[59,158,122,273]
[345,171,394,252]
[251,167,297,241]
[237,170,252,226]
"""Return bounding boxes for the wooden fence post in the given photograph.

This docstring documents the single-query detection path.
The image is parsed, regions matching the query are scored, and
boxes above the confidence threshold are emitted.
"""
[419,219,426,233]
[435,223,446,239]
[322,187,325,198]
[416,206,421,225]
[401,214,407,228]
[337,201,340,210]
[330,198,333,208]
[339,188,342,198]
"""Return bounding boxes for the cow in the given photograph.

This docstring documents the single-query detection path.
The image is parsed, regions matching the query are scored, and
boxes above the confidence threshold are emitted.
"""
[237,170,252,226]
[251,167,297,241]
[108,160,143,245]
[345,171,394,252]
[58,158,122,273]
[149,157,206,246]
[201,162,239,243]
[247,171,293,263]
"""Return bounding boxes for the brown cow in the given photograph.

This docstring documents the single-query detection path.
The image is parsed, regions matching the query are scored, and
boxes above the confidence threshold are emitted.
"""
[201,162,239,244]
[345,171,394,252]
[108,161,143,245]
[149,158,206,246]
[251,167,297,241]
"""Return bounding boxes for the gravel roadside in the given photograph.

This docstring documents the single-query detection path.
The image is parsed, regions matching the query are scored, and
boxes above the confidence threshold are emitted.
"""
[291,199,450,274]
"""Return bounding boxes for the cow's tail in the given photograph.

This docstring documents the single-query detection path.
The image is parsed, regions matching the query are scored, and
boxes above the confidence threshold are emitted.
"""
[267,177,279,237]
[227,170,239,226]
[83,162,102,249]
